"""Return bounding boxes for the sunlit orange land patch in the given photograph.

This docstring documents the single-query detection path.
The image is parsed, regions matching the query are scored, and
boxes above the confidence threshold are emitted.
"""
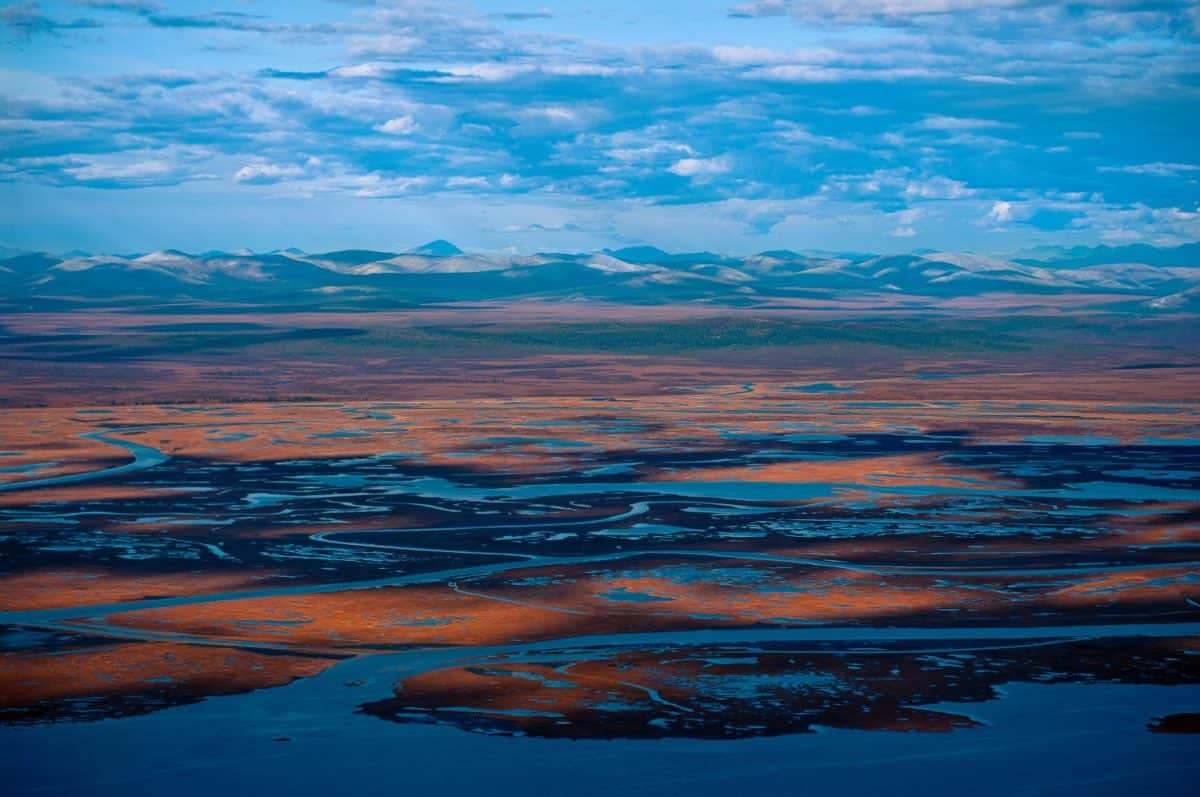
[4,393,1196,484]
[484,563,1001,625]
[95,561,1009,651]
[97,585,669,650]
[0,568,281,611]
[0,438,126,486]
[644,452,1014,489]
[0,640,335,721]
[1047,567,1200,608]
[0,484,196,507]
[373,652,983,737]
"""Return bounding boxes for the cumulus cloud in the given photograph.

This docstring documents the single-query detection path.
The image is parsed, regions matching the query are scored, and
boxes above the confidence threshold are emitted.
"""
[904,177,973,200]
[668,156,733,178]
[986,201,1014,224]
[233,162,306,185]
[888,207,922,237]
[375,115,420,135]
[2,0,1198,249]
[520,105,586,126]
[446,175,490,188]
[347,33,422,57]
[328,63,396,80]
[0,145,217,188]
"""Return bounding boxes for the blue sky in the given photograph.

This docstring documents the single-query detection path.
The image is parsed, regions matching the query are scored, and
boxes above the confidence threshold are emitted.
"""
[1,0,1198,254]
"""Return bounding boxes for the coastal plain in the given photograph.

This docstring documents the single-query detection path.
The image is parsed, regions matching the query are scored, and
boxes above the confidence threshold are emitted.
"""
[1,301,1198,795]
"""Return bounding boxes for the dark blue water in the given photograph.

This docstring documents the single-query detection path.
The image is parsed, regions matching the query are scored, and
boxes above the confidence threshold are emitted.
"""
[4,652,1198,796]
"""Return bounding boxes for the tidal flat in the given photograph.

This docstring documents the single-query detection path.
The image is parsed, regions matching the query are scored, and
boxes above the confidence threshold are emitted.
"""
[1,369,1198,795]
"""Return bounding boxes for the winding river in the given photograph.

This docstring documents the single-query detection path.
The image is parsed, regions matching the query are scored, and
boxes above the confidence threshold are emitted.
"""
[4,425,1199,667]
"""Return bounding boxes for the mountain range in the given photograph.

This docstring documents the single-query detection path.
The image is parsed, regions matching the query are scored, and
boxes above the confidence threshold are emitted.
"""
[3,241,1198,312]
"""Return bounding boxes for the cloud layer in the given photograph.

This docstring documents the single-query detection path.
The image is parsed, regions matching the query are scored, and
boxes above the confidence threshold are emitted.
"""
[1,0,1197,252]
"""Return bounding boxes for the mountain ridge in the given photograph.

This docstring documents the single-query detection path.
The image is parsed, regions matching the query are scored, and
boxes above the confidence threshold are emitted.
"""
[3,242,1197,312]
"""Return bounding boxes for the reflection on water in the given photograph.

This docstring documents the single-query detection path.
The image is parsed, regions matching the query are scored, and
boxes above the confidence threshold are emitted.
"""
[364,636,1200,739]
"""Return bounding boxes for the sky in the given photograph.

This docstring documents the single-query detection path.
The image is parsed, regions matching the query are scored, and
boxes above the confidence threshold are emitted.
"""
[1,0,1198,255]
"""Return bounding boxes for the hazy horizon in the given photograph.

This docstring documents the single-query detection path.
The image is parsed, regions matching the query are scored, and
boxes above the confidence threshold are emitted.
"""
[9,237,1200,261]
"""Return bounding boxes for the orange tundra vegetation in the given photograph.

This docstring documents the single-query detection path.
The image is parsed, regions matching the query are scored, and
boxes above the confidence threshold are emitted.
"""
[0,484,197,507]
[0,568,282,611]
[84,554,1200,653]
[373,652,984,737]
[1047,567,1200,608]
[94,562,1004,651]
[1,390,1194,493]
[0,640,336,716]
[646,452,1016,489]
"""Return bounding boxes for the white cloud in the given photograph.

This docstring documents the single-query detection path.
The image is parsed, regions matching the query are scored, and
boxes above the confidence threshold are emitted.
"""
[66,159,174,183]
[7,0,1199,252]
[711,45,786,64]
[917,115,1012,131]
[446,176,489,188]
[829,105,886,116]
[316,172,430,198]
[985,201,1013,223]
[1098,162,1200,177]
[744,64,846,82]
[603,138,696,164]
[329,63,395,80]
[903,176,973,199]
[728,0,789,17]
[522,105,582,124]
[438,63,536,82]
[543,64,625,77]
[234,162,305,185]
[514,105,600,132]
[772,121,856,150]
[375,115,420,135]
[347,34,423,58]
[667,156,732,178]
[962,74,1018,85]
[889,207,922,237]
[729,0,1158,26]
[13,145,218,188]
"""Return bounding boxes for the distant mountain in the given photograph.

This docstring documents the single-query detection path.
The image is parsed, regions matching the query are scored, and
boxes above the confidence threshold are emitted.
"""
[603,246,725,265]
[1,242,1196,311]
[603,246,673,263]
[308,249,399,266]
[408,239,464,257]
[1,253,60,276]
[1013,242,1200,269]
[0,246,32,260]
